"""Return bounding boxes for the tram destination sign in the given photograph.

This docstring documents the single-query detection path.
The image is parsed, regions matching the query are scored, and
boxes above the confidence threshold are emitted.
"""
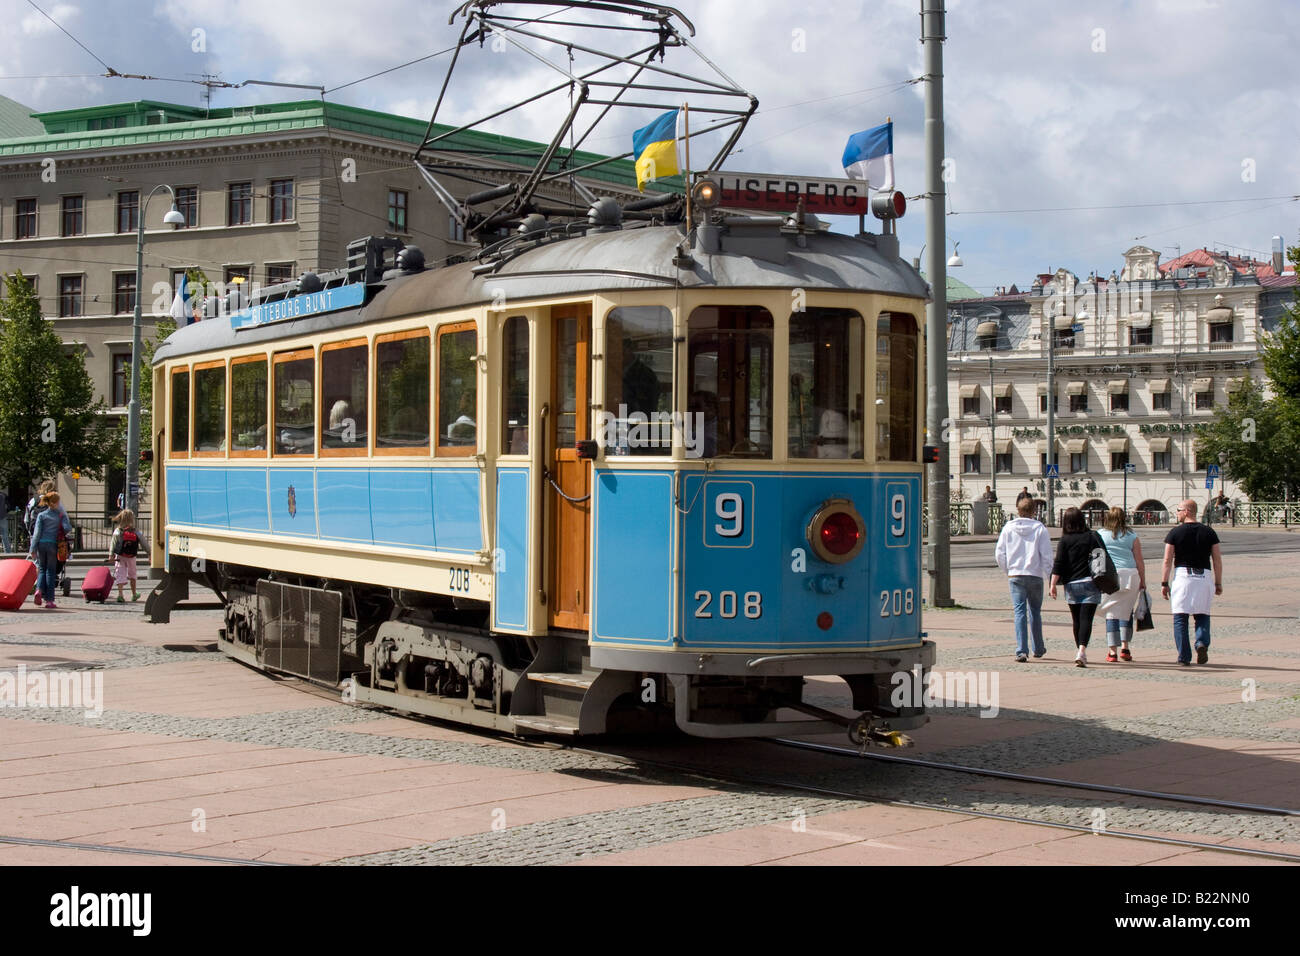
[703,171,869,216]
[229,282,366,331]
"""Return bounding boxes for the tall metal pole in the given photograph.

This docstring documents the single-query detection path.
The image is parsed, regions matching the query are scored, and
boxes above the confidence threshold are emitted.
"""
[1046,306,1056,525]
[922,0,952,606]
[988,352,996,501]
[127,184,179,517]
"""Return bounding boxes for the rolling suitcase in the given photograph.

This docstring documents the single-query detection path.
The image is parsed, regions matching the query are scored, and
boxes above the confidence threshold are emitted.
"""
[82,565,114,603]
[0,558,40,611]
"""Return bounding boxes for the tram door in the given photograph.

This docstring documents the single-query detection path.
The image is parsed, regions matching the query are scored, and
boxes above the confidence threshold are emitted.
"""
[548,304,592,630]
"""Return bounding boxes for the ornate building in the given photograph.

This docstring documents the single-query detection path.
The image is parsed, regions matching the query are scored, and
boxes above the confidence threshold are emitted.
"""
[946,244,1296,522]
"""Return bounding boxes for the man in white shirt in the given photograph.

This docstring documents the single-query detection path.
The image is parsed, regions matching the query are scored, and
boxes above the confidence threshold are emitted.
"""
[996,496,1054,662]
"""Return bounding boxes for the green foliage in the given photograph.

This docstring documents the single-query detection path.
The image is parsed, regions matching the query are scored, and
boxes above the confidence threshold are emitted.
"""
[1259,246,1300,401]
[0,271,120,497]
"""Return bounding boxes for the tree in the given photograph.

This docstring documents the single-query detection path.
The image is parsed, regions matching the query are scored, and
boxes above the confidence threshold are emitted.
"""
[0,271,120,502]
[1195,380,1300,500]
[1259,245,1300,401]
[114,313,176,487]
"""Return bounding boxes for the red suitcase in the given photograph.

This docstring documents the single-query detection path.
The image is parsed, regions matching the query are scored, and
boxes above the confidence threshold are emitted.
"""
[82,565,114,603]
[0,558,40,611]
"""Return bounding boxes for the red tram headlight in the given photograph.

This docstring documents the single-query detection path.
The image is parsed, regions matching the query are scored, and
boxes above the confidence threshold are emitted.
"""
[807,498,866,564]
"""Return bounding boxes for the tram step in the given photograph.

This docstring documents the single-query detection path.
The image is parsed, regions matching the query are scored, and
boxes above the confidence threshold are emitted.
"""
[513,715,580,736]
[526,671,596,690]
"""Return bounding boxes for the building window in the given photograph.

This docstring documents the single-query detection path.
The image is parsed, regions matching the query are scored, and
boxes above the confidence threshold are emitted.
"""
[1053,329,1074,349]
[1070,452,1087,473]
[116,191,139,233]
[1111,451,1130,472]
[112,353,130,407]
[58,275,83,317]
[963,453,981,473]
[1069,393,1088,412]
[449,213,466,243]
[113,273,136,315]
[265,263,295,286]
[1209,322,1233,344]
[1152,391,1171,411]
[1153,450,1171,471]
[228,182,253,225]
[995,395,1011,415]
[15,198,36,239]
[388,190,408,233]
[61,195,84,237]
[1129,325,1152,346]
[962,395,980,416]
[1110,392,1129,412]
[1195,390,1213,410]
[269,179,294,223]
[1039,395,1058,413]
[175,186,198,228]
[995,452,1012,473]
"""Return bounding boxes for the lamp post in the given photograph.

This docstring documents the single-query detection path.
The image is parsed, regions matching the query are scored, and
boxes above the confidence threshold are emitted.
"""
[1046,305,1057,525]
[127,186,185,516]
[986,351,995,501]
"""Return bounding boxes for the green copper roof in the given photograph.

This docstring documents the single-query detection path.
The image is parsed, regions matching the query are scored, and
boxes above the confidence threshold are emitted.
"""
[921,271,984,300]
[0,94,43,139]
[1,98,673,193]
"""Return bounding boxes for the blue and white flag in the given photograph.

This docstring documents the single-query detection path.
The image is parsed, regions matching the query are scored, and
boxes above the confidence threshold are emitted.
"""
[169,273,190,325]
[842,121,894,191]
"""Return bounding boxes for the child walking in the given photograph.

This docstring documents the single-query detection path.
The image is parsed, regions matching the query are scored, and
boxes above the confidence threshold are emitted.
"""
[110,509,145,602]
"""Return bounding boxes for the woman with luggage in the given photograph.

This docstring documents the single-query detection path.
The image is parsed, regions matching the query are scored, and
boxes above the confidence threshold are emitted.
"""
[26,492,71,608]
[1049,506,1103,667]
[1097,506,1145,662]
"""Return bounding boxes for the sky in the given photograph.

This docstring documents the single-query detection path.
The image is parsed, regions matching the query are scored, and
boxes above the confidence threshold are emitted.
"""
[2,0,1297,293]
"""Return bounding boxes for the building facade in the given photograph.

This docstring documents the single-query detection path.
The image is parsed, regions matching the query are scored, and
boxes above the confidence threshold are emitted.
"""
[0,97,652,513]
[946,244,1296,522]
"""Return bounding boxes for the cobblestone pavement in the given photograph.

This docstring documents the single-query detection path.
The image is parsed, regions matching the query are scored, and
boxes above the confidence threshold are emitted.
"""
[0,532,1297,866]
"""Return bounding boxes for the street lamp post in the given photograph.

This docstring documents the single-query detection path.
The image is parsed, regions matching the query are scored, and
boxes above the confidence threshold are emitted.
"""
[1046,306,1056,525]
[127,186,185,517]
[987,352,996,502]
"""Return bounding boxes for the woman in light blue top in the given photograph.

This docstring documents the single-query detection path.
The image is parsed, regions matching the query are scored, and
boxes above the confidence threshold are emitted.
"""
[1097,506,1145,661]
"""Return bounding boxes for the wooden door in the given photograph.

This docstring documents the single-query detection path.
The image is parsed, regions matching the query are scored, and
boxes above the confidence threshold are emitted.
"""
[549,304,591,630]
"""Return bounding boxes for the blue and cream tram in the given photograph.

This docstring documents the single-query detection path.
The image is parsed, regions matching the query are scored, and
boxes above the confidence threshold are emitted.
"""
[148,207,936,740]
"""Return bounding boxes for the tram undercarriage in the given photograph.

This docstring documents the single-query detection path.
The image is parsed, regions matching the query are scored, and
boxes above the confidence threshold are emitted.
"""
[148,563,933,743]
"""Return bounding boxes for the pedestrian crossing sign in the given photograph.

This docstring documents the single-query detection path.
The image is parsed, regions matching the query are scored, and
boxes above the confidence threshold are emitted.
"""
[1044,463,1059,478]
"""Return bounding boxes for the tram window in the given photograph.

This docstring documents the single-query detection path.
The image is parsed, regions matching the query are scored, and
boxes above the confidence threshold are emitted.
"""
[170,368,189,457]
[789,308,864,459]
[321,340,368,453]
[376,331,430,451]
[875,312,919,461]
[687,306,773,459]
[502,316,529,454]
[230,357,268,454]
[274,350,314,455]
[193,362,226,454]
[437,321,478,456]
[605,306,672,455]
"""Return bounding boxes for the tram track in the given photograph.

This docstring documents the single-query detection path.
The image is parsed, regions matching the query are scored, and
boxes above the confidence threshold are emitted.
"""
[560,740,1300,864]
[0,833,288,865]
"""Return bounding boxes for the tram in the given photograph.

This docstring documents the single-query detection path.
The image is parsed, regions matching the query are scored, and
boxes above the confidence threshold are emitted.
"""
[146,198,935,741]
[144,0,936,742]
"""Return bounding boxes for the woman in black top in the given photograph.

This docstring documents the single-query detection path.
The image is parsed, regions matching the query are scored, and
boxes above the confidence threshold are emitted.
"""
[1049,507,1102,667]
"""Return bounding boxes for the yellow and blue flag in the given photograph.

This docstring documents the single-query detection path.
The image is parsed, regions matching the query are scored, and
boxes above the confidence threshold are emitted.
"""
[632,108,680,192]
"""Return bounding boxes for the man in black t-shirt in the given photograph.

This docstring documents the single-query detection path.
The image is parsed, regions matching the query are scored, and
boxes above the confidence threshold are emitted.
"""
[1160,499,1223,665]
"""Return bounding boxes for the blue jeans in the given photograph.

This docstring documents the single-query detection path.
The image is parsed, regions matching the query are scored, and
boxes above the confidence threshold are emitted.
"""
[1009,576,1045,657]
[1105,617,1131,646]
[34,542,58,603]
[1173,614,1210,664]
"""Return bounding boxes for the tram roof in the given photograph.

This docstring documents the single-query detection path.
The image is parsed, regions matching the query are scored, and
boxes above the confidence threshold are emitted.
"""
[154,224,928,363]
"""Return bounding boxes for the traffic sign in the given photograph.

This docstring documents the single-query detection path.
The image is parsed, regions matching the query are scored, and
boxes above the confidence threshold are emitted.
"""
[1070,323,1085,333]
[1123,463,1137,473]
[1044,463,1060,478]
[1207,464,1221,478]
[1205,477,1215,489]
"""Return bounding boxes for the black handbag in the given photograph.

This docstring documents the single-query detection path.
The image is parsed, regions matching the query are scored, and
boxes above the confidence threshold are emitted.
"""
[1089,532,1120,594]
[1133,588,1154,631]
